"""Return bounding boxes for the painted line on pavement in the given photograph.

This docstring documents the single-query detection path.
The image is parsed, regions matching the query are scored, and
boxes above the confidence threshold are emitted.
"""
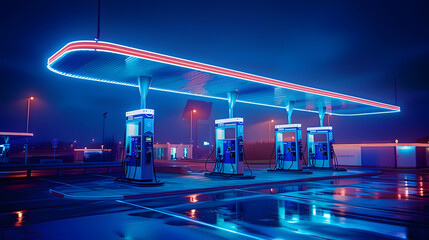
[116,200,267,240]
[40,178,88,190]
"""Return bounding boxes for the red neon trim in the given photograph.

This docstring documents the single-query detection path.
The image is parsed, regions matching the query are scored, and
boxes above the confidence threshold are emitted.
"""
[0,132,34,137]
[48,41,400,111]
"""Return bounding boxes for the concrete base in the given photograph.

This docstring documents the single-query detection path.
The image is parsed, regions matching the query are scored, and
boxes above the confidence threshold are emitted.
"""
[267,168,313,174]
[304,166,347,171]
[204,172,255,179]
[48,168,379,200]
[115,178,164,186]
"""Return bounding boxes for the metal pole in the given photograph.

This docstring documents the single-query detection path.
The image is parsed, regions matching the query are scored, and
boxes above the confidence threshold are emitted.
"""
[227,91,238,118]
[138,76,152,109]
[102,112,107,146]
[102,116,105,145]
[190,110,193,144]
[285,101,294,124]
[318,107,326,127]
[96,0,101,41]
[26,98,30,133]
[25,98,30,165]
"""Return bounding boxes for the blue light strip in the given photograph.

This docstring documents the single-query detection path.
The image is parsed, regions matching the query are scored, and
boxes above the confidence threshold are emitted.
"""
[47,41,400,116]
[47,64,399,116]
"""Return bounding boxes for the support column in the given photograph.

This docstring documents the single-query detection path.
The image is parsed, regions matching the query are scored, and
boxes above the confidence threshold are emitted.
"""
[318,106,326,127]
[138,76,152,109]
[285,101,294,124]
[227,91,238,118]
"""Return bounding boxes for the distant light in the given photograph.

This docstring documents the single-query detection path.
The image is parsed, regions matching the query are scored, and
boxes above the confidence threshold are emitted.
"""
[15,211,24,227]
[118,141,122,144]
[30,97,34,100]
[271,119,274,122]
[188,194,199,203]
[395,139,399,144]
[92,139,95,142]
[203,141,210,146]
[193,109,197,113]
[190,209,196,218]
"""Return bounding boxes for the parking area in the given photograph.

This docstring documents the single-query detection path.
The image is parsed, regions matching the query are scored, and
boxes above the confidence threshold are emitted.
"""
[1,168,428,239]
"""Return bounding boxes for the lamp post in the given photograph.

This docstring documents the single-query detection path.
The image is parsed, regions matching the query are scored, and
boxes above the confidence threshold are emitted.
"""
[268,119,274,141]
[102,112,108,146]
[25,96,34,165]
[190,109,196,144]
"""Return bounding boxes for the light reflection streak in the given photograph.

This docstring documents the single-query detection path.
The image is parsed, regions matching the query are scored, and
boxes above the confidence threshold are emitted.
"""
[14,211,24,227]
[116,200,266,240]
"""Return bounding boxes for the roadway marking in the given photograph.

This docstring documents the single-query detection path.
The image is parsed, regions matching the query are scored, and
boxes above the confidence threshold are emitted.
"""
[92,174,116,179]
[39,178,88,190]
[116,200,267,240]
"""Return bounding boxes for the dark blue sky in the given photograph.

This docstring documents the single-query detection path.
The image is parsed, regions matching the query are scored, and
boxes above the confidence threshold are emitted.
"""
[1,0,428,146]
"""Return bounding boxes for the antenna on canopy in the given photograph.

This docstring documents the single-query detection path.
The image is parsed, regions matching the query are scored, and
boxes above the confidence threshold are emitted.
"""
[95,0,101,42]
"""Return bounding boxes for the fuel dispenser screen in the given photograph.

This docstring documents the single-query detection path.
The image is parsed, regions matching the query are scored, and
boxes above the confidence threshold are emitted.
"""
[144,133,153,164]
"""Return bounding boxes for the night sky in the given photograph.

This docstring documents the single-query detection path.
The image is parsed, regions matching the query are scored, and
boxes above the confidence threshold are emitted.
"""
[1,0,428,147]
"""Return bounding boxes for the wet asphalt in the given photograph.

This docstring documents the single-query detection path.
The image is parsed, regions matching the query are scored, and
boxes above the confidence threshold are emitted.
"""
[0,169,428,240]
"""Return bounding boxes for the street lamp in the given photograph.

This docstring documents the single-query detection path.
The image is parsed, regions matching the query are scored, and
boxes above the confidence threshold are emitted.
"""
[190,109,196,144]
[25,96,34,164]
[268,119,274,141]
[102,112,108,146]
[26,97,34,133]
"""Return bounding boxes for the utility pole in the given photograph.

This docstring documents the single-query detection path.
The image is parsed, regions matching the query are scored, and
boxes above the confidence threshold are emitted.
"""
[95,0,101,41]
[25,97,34,165]
[102,112,108,146]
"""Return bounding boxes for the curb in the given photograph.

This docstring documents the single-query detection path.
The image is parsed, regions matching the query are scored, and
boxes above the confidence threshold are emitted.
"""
[49,170,381,200]
[49,189,124,200]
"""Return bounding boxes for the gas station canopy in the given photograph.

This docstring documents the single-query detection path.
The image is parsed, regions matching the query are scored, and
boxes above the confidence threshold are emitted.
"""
[47,41,400,116]
[0,132,33,143]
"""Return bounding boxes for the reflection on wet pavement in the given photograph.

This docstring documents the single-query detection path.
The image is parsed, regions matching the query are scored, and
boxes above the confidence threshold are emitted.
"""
[126,171,429,239]
[1,170,428,239]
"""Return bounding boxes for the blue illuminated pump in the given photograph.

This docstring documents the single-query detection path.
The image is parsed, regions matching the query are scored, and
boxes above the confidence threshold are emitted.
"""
[269,124,308,172]
[118,109,162,184]
[306,126,335,169]
[205,117,254,179]
[0,144,10,163]
[116,75,163,185]
[216,118,243,174]
[204,91,254,179]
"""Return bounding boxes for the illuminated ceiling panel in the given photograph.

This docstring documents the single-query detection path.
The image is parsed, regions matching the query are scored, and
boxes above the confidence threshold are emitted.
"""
[47,40,400,116]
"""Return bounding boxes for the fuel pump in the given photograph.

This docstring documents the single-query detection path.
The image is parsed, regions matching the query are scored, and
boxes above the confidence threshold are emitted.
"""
[117,109,162,185]
[268,124,310,173]
[205,118,254,179]
[0,144,10,163]
[306,126,336,169]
